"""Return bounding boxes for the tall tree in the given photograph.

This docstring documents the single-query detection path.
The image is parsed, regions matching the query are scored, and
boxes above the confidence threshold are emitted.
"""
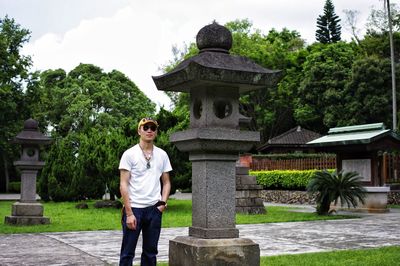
[29,64,156,136]
[155,107,191,193]
[34,64,156,200]
[360,32,400,61]
[366,3,400,34]
[342,56,398,128]
[294,42,358,133]
[316,0,342,44]
[0,16,34,192]
[343,9,361,44]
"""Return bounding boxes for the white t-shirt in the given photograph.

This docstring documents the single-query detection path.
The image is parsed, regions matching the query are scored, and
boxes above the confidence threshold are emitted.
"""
[119,144,172,208]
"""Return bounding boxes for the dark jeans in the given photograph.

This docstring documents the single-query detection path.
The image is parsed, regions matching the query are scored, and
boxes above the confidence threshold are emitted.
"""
[119,205,162,266]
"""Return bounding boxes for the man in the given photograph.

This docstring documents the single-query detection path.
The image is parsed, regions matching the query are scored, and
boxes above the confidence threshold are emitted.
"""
[119,117,172,266]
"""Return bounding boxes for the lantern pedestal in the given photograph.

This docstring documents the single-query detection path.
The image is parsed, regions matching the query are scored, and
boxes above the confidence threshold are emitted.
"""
[171,127,259,240]
[170,129,260,265]
[169,236,260,266]
[5,202,50,225]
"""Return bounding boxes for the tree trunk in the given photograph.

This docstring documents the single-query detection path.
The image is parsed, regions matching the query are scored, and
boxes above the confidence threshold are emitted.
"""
[1,151,10,192]
[317,196,331,215]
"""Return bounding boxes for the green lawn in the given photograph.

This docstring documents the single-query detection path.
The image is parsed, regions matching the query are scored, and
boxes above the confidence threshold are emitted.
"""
[2,199,399,265]
[155,246,400,266]
[0,199,355,234]
[261,246,400,266]
[157,246,400,266]
[0,200,121,234]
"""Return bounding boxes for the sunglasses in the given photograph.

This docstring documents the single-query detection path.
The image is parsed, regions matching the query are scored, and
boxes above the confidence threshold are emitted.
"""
[143,124,157,132]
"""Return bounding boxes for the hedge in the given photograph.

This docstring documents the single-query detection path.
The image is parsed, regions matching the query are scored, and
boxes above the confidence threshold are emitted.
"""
[251,169,335,190]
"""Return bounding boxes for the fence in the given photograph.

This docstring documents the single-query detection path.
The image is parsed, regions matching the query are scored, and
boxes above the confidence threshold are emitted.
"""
[243,155,336,171]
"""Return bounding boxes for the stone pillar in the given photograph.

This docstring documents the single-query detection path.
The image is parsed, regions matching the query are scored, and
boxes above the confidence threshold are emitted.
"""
[191,156,237,238]
[5,119,51,225]
[20,169,39,202]
[153,22,282,265]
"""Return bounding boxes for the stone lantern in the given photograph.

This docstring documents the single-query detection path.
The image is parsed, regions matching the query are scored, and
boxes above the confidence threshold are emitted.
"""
[153,23,282,265]
[5,118,52,225]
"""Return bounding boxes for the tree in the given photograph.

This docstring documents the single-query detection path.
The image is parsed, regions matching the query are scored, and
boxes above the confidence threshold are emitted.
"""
[342,56,398,128]
[38,134,79,201]
[343,9,361,44]
[39,128,136,202]
[155,107,191,193]
[316,0,342,44]
[366,3,400,34]
[307,170,366,215]
[75,128,132,200]
[294,42,358,133]
[360,32,400,60]
[0,16,35,192]
[35,64,156,201]
[31,64,155,136]
[226,20,305,142]
[358,29,400,131]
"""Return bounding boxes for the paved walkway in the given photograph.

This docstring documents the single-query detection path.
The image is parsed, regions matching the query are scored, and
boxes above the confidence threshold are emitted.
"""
[1,194,400,265]
[0,193,40,201]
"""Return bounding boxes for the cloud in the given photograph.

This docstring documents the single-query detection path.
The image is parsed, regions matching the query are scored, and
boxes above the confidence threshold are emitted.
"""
[22,0,378,110]
[24,4,175,109]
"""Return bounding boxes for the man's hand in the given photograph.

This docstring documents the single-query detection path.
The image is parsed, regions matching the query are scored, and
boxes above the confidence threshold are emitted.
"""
[126,214,137,230]
[157,203,167,213]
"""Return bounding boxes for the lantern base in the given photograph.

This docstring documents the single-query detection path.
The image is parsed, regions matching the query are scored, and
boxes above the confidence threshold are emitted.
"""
[169,236,260,266]
[5,215,50,225]
[4,202,50,225]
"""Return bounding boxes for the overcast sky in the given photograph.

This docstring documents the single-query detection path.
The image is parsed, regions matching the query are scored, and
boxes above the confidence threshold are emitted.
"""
[0,0,394,109]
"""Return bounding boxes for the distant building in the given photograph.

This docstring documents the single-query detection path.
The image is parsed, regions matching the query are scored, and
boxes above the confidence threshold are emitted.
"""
[257,126,322,154]
[307,122,400,187]
[307,122,400,212]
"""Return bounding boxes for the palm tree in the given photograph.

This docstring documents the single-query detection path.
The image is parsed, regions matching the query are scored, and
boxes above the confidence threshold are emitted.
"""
[307,170,366,215]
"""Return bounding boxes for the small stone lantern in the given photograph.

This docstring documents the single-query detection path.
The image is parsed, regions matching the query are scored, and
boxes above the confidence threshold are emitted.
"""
[153,23,282,265]
[5,118,52,225]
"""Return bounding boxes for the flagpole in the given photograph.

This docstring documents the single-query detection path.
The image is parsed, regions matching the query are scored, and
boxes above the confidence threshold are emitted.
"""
[387,0,397,131]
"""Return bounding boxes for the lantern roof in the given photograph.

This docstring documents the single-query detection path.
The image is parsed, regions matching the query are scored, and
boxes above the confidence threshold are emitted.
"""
[14,118,52,145]
[152,22,282,93]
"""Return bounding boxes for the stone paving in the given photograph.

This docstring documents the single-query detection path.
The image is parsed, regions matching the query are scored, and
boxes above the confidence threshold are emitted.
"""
[1,193,400,265]
[1,207,399,265]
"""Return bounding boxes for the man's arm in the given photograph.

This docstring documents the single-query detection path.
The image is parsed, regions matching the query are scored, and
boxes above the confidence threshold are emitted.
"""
[120,169,136,230]
[158,172,171,212]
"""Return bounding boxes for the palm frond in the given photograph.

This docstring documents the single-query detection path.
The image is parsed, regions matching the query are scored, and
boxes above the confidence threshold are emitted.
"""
[307,169,366,215]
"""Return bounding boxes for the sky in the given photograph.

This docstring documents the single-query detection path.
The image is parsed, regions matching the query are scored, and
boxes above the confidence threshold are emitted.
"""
[0,0,395,109]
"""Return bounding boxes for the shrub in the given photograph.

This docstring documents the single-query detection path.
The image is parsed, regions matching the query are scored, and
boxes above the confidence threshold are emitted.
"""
[8,182,21,193]
[307,170,366,215]
[39,129,130,201]
[251,169,335,190]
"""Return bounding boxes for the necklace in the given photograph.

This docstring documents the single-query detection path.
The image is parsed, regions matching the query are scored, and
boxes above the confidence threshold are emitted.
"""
[139,144,153,169]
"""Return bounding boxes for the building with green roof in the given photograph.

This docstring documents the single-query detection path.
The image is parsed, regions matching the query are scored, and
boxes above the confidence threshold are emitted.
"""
[307,123,400,212]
